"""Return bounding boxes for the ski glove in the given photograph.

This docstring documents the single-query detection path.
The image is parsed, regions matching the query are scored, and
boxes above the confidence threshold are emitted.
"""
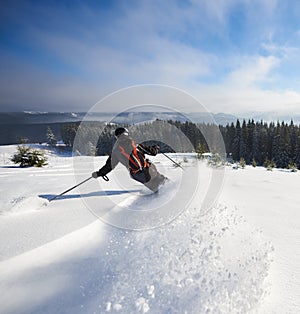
[92,167,109,178]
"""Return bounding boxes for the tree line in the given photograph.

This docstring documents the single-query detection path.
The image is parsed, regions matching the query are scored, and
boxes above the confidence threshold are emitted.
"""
[57,118,300,169]
[220,119,300,169]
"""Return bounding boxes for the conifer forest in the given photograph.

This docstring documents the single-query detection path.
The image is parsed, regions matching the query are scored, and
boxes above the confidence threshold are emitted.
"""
[60,119,300,170]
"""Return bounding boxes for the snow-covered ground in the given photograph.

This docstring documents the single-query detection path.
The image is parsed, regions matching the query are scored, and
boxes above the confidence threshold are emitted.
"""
[0,145,299,313]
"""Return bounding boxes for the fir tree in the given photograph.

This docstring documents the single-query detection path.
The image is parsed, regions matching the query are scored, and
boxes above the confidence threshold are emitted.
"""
[46,126,57,147]
[295,135,300,168]
[239,120,248,163]
[288,160,298,172]
[252,123,259,164]
[232,119,241,161]
[196,142,206,159]
[289,120,297,163]
[239,157,246,168]
[272,122,281,167]
[277,121,290,168]
[11,145,47,167]
[61,123,78,147]
[96,127,114,156]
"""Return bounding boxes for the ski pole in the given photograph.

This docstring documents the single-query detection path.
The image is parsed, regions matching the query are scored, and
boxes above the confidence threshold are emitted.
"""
[49,175,109,202]
[161,152,184,170]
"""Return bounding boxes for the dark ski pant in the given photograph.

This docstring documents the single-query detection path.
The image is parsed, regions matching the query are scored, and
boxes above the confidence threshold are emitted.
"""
[130,163,167,192]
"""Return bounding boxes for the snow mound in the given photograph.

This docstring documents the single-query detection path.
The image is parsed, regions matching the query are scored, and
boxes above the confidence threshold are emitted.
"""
[95,204,273,313]
[7,196,49,214]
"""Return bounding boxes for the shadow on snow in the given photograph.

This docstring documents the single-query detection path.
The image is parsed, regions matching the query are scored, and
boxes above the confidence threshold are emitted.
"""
[39,190,140,201]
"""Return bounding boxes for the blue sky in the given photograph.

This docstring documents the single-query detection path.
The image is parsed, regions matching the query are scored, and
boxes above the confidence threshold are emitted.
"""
[1,0,300,115]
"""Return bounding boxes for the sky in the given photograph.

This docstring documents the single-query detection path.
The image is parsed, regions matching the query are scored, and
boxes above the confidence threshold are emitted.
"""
[1,0,300,116]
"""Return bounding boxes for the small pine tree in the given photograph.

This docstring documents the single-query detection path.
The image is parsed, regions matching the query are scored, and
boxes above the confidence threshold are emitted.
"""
[264,158,276,171]
[251,158,257,167]
[239,157,246,169]
[87,141,96,156]
[47,127,57,147]
[196,142,205,159]
[208,152,224,168]
[288,160,298,172]
[270,159,277,169]
[11,145,47,167]
[228,153,234,165]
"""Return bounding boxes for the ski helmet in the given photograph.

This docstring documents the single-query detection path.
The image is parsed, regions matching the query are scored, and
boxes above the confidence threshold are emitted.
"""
[114,127,129,138]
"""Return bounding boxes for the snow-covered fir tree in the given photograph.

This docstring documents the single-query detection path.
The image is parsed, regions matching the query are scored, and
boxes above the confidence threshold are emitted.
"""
[46,127,57,147]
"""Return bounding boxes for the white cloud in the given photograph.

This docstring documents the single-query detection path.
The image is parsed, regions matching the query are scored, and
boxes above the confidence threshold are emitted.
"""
[193,84,300,115]
[226,55,280,88]
[180,53,300,115]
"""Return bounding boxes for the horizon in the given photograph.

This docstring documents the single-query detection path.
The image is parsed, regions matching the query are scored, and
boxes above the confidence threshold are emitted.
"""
[0,110,299,125]
[1,1,300,114]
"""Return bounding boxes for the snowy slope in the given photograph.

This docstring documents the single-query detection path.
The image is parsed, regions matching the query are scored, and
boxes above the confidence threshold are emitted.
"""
[0,145,298,313]
[219,167,300,314]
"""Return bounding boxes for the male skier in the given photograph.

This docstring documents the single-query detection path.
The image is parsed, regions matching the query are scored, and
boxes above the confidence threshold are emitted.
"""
[92,127,167,192]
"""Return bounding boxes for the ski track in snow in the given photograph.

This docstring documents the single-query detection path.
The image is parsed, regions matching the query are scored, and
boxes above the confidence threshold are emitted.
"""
[0,146,277,313]
[5,196,49,215]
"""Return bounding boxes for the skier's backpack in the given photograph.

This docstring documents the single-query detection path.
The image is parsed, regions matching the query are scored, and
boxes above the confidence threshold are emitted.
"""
[118,139,149,174]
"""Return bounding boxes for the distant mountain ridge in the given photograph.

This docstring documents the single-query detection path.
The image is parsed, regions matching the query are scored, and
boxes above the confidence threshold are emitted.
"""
[1,111,299,126]
[0,111,237,125]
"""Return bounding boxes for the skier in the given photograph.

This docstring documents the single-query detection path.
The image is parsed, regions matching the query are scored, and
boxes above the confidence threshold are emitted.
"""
[92,127,168,192]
